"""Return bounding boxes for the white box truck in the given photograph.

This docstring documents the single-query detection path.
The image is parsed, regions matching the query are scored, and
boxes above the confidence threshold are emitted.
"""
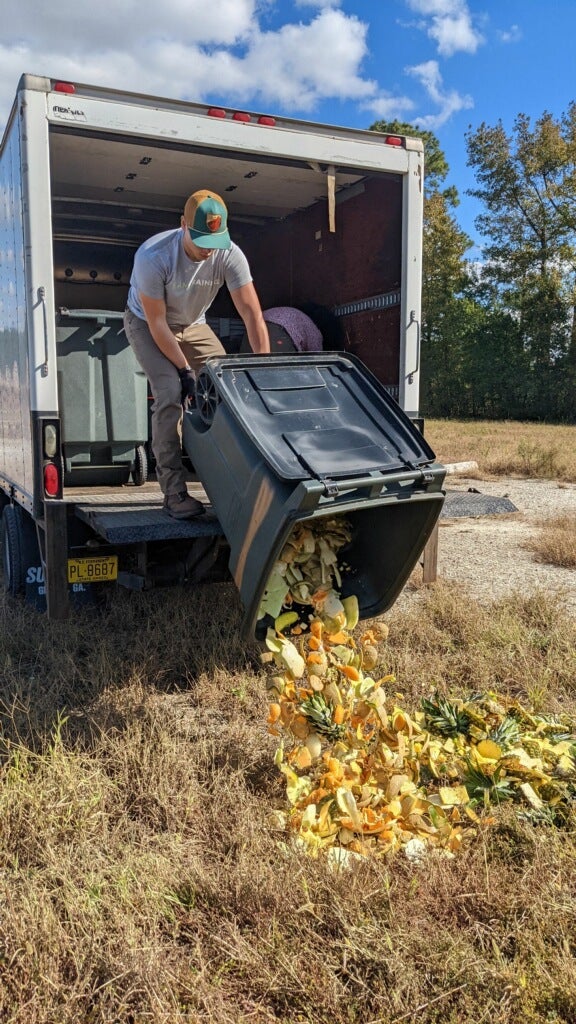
[0,73,436,627]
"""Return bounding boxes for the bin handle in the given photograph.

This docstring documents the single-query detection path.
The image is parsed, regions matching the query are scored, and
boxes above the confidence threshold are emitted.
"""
[317,466,437,497]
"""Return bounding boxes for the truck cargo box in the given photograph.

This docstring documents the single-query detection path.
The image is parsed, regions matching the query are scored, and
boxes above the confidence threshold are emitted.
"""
[0,73,428,623]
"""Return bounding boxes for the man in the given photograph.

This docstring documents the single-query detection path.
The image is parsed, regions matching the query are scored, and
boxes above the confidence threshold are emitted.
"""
[124,189,270,519]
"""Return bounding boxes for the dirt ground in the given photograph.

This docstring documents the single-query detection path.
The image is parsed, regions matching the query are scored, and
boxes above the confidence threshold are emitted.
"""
[402,475,576,614]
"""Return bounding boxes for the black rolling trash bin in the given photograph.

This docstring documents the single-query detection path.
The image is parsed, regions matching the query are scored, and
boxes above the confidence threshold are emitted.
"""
[182,353,446,637]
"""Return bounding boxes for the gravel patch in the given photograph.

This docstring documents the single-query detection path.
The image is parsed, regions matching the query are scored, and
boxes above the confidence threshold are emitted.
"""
[400,476,576,613]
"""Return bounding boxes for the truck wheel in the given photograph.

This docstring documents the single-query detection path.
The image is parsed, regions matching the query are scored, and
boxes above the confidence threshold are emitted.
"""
[132,444,148,486]
[1,505,40,597]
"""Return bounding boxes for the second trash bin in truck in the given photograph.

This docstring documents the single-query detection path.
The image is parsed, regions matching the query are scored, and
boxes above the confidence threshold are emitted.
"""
[182,353,445,637]
[56,309,149,486]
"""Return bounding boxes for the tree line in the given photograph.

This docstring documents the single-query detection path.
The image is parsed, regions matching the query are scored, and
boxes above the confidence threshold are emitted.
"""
[372,109,576,422]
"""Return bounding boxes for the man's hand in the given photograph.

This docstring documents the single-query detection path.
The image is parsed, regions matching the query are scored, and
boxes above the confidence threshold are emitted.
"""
[178,366,196,405]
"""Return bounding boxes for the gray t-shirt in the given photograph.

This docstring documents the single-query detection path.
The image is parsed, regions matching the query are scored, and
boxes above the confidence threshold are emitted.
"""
[127,229,252,325]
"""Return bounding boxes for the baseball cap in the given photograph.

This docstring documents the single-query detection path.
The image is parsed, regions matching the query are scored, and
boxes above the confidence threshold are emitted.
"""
[183,189,231,249]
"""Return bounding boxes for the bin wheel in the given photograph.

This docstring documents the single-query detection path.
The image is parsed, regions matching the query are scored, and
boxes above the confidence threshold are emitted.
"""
[1,505,39,597]
[132,444,148,486]
[196,371,220,426]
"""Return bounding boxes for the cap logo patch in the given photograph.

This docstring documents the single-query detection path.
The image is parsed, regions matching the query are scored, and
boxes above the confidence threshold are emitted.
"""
[206,213,222,232]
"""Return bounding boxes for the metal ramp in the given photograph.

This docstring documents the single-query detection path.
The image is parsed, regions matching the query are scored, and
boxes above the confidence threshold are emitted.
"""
[441,492,518,519]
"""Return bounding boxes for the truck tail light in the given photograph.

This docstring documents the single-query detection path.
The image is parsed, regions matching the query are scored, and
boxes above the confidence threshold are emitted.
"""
[232,112,251,122]
[44,463,61,498]
[385,135,403,146]
[54,82,75,94]
[207,107,226,118]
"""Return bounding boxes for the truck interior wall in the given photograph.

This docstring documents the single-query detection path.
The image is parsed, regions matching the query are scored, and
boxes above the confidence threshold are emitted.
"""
[53,241,134,312]
[243,177,402,307]
[239,176,402,386]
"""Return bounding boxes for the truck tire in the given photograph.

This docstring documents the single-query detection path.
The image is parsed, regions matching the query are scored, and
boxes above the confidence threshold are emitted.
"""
[1,505,40,597]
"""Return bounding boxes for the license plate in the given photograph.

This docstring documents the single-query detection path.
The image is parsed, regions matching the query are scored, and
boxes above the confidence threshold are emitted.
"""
[67,556,118,583]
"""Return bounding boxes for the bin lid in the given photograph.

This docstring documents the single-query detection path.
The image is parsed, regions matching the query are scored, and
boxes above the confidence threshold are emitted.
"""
[200,352,436,481]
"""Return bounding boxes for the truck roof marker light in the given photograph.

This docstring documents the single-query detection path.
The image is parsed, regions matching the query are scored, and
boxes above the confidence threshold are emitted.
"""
[44,463,60,498]
[54,81,75,94]
[385,135,403,147]
[232,112,251,122]
[207,107,226,118]
[257,116,276,127]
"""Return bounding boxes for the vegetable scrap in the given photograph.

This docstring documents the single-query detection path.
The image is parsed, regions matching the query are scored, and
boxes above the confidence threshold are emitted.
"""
[259,520,576,863]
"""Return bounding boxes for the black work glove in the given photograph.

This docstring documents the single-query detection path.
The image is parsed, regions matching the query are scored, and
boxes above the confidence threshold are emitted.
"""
[178,366,196,406]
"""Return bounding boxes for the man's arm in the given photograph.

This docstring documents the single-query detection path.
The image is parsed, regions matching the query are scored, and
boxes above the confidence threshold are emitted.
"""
[230,282,270,354]
[140,294,190,369]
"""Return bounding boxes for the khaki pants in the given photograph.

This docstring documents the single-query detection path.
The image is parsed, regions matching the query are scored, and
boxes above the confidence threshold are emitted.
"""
[124,309,225,496]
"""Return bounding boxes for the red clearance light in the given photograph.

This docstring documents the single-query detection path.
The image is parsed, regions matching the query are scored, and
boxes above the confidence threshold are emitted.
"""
[207,107,226,118]
[232,112,251,122]
[257,115,276,127]
[385,135,403,146]
[44,463,60,497]
[54,81,75,94]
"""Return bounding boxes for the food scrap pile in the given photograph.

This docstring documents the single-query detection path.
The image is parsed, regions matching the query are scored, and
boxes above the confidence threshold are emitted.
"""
[258,520,576,862]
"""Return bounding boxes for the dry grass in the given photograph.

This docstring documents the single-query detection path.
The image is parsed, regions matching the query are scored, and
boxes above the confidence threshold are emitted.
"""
[526,514,576,569]
[0,580,575,1023]
[425,419,576,482]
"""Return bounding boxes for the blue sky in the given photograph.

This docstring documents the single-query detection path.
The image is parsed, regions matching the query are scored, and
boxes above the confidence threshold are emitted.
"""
[1,0,575,256]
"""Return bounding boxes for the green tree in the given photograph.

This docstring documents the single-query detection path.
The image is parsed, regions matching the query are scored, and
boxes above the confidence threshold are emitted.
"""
[466,108,576,419]
[420,193,472,415]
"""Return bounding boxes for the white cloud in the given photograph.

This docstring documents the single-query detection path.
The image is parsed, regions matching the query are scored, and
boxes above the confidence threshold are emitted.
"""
[497,24,522,44]
[5,0,258,50]
[0,3,412,126]
[238,11,377,106]
[295,0,342,7]
[405,0,484,56]
[0,0,468,137]
[406,59,473,128]
[363,94,416,121]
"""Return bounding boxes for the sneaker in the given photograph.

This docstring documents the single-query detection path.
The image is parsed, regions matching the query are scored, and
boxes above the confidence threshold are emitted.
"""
[163,490,205,519]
